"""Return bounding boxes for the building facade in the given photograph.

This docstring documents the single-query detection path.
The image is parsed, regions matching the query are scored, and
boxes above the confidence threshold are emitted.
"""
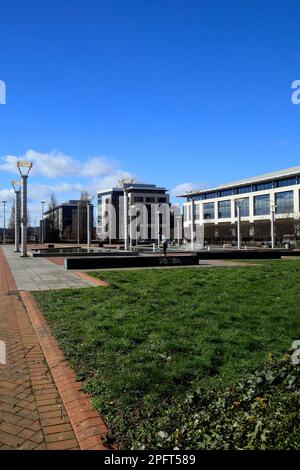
[180,166,300,245]
[97,183,171,242]
[43,200,94,243]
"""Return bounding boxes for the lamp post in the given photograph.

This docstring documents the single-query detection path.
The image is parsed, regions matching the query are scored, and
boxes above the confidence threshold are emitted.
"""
[17,161,32,257]
[235,202,242,250]
[235,200,246,250]
[155,210,161,250]
[190,198,195,251]
[2,201,7,245]
[270,203,277,249]
[129,205,137,251]
[12,181,22,252]
[86,195,95,249]
[41,200,46,244]
[77,201,81,245]
[119,178,134,251]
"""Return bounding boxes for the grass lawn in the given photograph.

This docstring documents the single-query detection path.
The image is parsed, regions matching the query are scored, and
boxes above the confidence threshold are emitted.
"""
[33,260,300,449]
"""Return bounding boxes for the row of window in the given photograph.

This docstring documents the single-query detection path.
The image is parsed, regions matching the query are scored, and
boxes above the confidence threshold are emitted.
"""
[190,176,300,201]
[134,196,167,203]
[187,191,294,220]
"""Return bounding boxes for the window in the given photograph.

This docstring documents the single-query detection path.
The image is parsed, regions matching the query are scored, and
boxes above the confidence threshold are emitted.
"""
[275,177,297,188]
[203,202,215,219]
[158,197,167,203]
[254,194,270,215]
[218,200,231,218]
[204,192,217,200]
[146,197,155,203]
[234,198,249,217]
[134,196,144,202]
[219,189,233,197]
[255,182,273,191]
[237,185,252,194]
[275,191,294,214]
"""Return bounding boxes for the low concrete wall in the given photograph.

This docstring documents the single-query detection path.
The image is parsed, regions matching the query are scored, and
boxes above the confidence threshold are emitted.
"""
[64,255,199,270]
[196,250,282,260]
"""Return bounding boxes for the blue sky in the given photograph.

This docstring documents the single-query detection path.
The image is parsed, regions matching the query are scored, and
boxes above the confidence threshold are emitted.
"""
[1,0,300,221]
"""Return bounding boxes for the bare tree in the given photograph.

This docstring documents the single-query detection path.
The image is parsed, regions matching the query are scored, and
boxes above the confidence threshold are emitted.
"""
[8,201,15,230]
[80,190,90,201]
[48,193,58,210]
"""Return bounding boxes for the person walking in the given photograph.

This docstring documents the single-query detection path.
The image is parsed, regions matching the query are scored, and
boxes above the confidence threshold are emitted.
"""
[162,238,168,257]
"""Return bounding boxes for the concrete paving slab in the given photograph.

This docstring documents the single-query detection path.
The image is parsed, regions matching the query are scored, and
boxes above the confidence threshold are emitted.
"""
[1,246,96,291]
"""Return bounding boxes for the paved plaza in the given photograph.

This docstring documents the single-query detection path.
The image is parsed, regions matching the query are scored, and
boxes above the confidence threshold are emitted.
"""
[1,246,96,291]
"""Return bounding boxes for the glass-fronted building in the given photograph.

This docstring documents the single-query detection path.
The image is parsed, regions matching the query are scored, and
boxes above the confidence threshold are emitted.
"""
[179,166,300,244]
[97,183,170,242]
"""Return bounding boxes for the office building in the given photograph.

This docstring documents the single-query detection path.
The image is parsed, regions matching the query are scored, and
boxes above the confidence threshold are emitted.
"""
[179,166,300,245]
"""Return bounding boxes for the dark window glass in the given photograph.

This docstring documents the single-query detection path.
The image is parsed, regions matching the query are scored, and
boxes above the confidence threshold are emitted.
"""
[203,202,214,219]
[234,198,249,217]
[135,196,144,202]
[255,182,273,191]
[204,192,217,200]
[275,191,294,214]
[275,177,297,188]
[194,205,200,219]
[218,200,231,218]
[237,185,252,194]
[145,197,155,202]
[219,189,233,197]
[158,197,167,203]
[254,194,270,215]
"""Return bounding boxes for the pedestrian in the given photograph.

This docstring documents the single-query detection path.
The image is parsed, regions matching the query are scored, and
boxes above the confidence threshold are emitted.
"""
[162,238,168,257]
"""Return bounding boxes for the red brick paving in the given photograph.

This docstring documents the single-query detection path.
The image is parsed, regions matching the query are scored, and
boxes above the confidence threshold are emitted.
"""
[20,291,109,450]
[0,247,79,450]
[74,272,110,287]
[0,247,109,450]
[46,257,65,266]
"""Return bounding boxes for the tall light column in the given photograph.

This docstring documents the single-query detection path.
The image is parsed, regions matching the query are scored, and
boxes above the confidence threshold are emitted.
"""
[2,201,7,245]
[129,205,136,251]
[190,198,195,251]
[86,195,95,249]
[270,203,276,249]
[17,161,32,257]
[237,203,241,250]
[119,178,133,251]
[156,210,161,249]
[12,181,22,252]
[41,200,46,243]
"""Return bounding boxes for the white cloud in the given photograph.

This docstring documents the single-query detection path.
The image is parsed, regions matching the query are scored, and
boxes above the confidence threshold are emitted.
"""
[170,182,208,198]
[0,188,14,202]
[0,149,118,179]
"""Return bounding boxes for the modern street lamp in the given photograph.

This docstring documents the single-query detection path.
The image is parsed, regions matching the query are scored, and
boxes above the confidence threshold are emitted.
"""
[2,201,7,245]
[12,181,22,252]
[270,203,277,249]
[235,199,247,250]
[129,205,137,251]
[119,178,134,251]
[77,201,80,245]
[190,198,195,251]
[41,200,46,244]
[17,160,32,257]
[155,210,162,249]
[86,195,95,249]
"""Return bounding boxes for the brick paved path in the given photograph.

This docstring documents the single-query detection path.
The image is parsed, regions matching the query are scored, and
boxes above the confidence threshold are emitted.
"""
[0,248,80,450]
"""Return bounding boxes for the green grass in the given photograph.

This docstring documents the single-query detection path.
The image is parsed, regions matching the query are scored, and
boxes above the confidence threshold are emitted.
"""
[33,260,300,448]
